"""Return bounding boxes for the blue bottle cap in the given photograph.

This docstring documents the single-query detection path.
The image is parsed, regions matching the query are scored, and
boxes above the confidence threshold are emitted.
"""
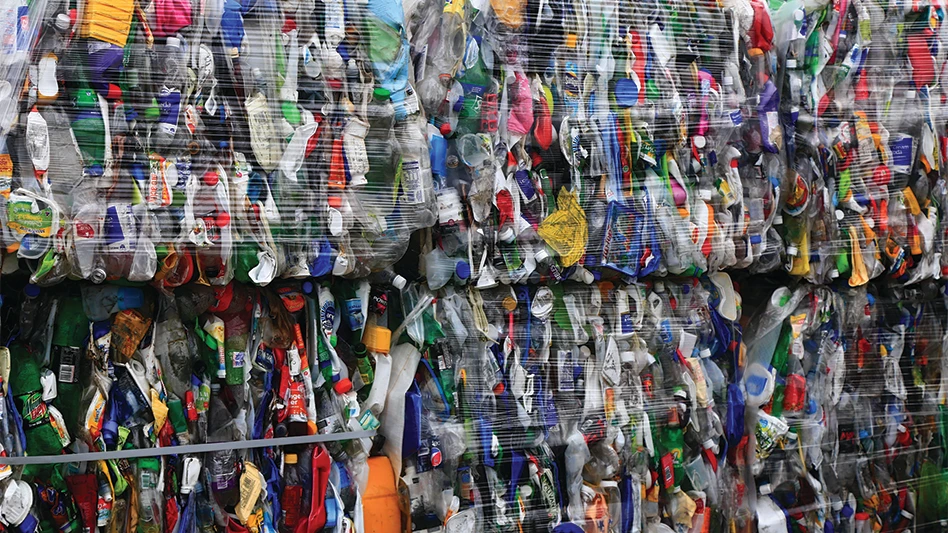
[841,503,854,519]
[24,284,40,298]
[455,260,471,280]
[302,281,315,294]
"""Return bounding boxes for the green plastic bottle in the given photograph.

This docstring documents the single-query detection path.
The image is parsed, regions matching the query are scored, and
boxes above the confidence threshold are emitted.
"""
[51,296,89,437]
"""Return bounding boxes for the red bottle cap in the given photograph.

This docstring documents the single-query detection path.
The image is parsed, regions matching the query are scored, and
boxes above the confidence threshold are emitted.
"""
[333,378,352,395]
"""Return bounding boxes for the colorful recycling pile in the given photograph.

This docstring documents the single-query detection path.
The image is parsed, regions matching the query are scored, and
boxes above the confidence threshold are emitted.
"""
[0,0,943,287]
[2,277,948,533]
[3,0,948,531]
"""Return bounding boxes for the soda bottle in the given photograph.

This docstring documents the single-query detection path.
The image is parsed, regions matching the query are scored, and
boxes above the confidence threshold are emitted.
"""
[359,88,397,218]
[279,454,303,533]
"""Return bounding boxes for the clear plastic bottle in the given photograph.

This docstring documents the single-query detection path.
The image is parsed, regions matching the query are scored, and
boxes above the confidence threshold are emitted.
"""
[395,116,435,224]
[206,386,239,507]
[154,36,186,152]
[137,458,163,533]
[360,88,397,218]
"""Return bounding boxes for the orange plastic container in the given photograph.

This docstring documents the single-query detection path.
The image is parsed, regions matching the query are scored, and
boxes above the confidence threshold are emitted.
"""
[362,456,404,533]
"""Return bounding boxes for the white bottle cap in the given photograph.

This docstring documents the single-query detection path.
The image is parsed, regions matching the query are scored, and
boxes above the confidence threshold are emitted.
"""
[499,226,515,243]
[167,37,181,49]
[392,274,407,290]
[786,59,797,69]
[535,248,550,264]
[693,135,706,149]
[906,90,916,99]
[794,9,805,20]
[55,13,71,31]
[723,75,734,86]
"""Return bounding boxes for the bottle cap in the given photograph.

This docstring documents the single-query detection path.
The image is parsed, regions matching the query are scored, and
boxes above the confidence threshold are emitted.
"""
[455,260,471,280]
[391,275,407,290]
[353,343,367,356]
[373,87,391,100]
[363,325,392,355]
[55,13,71,31]
[786,59,797,68]
[499,226,515,242]
[334,378,352,394]
[24,284,40,298]
[723,75,734,86]
[166,37,181,49]
[535,249,551,264]
[285,454,298,465]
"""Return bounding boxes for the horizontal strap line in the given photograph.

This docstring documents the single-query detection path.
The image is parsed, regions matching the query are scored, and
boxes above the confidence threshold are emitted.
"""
[0,431,375,465]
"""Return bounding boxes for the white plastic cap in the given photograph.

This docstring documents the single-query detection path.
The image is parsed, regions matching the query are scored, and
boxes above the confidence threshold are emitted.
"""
[167,37,181,49]
[723,75,734,86]
[55,13,71,31]
[499,226,515,242]
[392,274,407,290]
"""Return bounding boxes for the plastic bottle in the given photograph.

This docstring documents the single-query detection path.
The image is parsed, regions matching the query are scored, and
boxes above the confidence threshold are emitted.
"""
[395,117,435,218]
[360,88,397,217]
[455,37,492,135]
[206,387,239,507]
[19,284,42,340]
[154,36,186,152]
[280,454,303,533]
[223,312,249,386]
[137,459,163,533]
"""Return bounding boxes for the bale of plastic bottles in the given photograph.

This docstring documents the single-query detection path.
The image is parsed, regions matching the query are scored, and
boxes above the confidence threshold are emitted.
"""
[1,0,948,531]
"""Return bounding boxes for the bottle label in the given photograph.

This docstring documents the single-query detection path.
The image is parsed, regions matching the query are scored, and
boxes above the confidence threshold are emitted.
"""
[889,134,914,174]
[54,346,80,383]
[281,486,303,527]
[157,86,181,135]
[287,380,307,422]
[210,472,235,492]
[345,298,365,332]
[729,109,743,126]
[231,351,245,369]
[17,390,50,429]
[401,160,424,204]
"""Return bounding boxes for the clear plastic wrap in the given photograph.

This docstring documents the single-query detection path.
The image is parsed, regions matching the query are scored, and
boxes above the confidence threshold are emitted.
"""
[2,0,948,532]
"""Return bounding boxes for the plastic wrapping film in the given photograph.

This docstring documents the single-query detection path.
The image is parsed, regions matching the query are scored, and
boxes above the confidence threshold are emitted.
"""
[1,0,948,532]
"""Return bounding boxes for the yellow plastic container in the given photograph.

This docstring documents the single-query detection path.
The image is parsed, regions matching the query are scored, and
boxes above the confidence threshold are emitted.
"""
[362,324,391,355]
[81,0,135,47]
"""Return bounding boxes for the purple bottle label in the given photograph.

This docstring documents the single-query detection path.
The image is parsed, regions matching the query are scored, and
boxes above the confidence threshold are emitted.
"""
[157,86,181,136]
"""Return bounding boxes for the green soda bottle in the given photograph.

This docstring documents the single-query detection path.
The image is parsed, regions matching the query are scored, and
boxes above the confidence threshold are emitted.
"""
[51,296,89,438]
